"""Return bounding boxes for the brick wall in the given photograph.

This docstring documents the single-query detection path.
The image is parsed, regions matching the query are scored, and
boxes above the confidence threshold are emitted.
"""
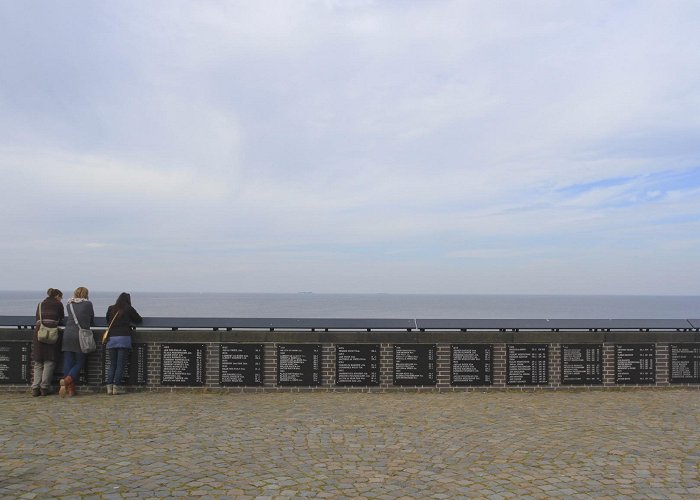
[2,328,700,392]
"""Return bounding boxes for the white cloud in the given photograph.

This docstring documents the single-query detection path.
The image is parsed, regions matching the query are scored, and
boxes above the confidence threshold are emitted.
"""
[1,1,699,293]
[1,149,229,202]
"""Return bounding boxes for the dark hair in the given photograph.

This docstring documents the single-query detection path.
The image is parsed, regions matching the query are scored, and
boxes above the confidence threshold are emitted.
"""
[112,292,132,312]
[47,288,63,299]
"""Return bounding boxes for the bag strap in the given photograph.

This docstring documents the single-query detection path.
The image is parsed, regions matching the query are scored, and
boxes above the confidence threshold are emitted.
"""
[105,310,120,334]
[69,303,83,329]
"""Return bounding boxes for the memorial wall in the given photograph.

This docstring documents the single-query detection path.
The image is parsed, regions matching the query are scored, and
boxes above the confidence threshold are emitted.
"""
[1,323,699,391]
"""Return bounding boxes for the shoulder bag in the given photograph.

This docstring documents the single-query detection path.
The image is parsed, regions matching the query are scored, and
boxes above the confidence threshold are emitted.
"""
[70,303,96,353]
[37,303,59,344]
[102,311,120,345]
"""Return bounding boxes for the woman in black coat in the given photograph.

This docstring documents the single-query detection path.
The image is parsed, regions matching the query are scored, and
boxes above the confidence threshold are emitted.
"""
[105,292,142,395]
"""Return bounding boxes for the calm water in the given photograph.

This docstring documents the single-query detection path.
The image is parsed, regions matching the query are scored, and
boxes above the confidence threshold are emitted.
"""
[1,291,699,319]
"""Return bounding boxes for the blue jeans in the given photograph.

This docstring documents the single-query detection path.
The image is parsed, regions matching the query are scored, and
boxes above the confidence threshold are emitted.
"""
[107,348,129,385]
[63,351,86,381]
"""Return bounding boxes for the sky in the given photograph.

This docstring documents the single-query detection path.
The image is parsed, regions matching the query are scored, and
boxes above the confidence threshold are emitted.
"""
[1,0,700,295]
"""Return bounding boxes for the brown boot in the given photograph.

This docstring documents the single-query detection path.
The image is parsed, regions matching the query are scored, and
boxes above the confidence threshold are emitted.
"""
[67,378,76,397]
[59,376,74,398]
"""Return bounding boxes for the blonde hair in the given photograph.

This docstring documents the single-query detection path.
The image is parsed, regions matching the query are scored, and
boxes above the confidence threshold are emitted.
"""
[73,287,89,299]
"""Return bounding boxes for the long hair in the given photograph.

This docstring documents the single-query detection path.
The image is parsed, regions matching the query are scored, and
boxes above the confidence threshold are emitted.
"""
[73,287,89,299]
[112,292,132,312]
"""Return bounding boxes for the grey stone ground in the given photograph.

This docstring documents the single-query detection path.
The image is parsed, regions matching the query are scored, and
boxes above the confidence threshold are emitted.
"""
[1,389,699,499]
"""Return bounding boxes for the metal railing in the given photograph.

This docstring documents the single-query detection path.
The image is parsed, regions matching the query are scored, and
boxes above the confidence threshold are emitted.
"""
[1,316,698,332]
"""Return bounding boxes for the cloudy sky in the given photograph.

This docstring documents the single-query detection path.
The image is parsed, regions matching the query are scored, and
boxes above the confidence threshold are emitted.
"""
[1,1,699,294]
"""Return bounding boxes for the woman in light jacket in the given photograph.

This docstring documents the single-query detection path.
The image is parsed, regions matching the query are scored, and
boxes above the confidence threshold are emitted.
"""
[60,286,95,397]
[105,292,142,395]
[32,288,64,397]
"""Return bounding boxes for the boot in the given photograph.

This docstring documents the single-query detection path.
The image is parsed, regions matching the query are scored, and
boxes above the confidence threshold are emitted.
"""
[106,384,113,395]
[67,378,76,397]
[112,385,125,395]
[31,387,41,397]
[40,388,49,396]
[59,376,74,398]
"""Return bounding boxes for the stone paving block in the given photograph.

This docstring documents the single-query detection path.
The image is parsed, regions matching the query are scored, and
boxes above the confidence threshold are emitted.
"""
[1,390,699,498]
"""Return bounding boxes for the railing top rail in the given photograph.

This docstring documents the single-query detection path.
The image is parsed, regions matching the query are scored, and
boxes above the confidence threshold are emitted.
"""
[414,318,695,330]
[0,316,418,330]
[0,316,696,331]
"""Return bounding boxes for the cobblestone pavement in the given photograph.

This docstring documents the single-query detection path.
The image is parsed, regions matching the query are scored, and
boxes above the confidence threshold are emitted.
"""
[1,390,699,499]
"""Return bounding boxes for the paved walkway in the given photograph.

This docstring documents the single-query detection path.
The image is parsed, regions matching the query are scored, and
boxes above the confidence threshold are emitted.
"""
[1,389,699,499]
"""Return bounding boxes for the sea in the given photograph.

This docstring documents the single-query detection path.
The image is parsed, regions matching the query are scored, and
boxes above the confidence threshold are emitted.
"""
[1,291,699,319]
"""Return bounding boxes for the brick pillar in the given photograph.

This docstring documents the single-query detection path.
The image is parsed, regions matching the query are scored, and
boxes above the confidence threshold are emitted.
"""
[206,343,219,388]
[549,343,561,388]
[603,344,616,386]
[264,343,277,388]
[493,343,506,387]
[436,344,451,391]
[656,343,669,386]
[322,344,335,388]
[146,343,160,388]
[380,343,393,389]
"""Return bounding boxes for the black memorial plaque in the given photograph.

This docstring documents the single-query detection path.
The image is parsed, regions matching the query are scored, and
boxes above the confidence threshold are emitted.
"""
[450,344,492,386]
[507,344,549,385]
[335,344,380,386]
[393,344,436,386]
[615,344,655,384]
[102,344,148,385]
[161,344,206,386]
[669,344,700,384]
[277,344,321,386]
[220,344,264,386]
[561,344,603,385]
[0,342,32,384]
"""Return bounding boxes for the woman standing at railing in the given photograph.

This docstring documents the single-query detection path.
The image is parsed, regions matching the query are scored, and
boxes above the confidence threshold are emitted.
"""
[104,292,142,395]
[60,287,95,397]
[32,288,64,397]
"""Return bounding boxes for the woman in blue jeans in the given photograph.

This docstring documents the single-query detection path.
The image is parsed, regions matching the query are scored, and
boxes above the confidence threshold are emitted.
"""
[60,287,95,397]
[105,292,142,395]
